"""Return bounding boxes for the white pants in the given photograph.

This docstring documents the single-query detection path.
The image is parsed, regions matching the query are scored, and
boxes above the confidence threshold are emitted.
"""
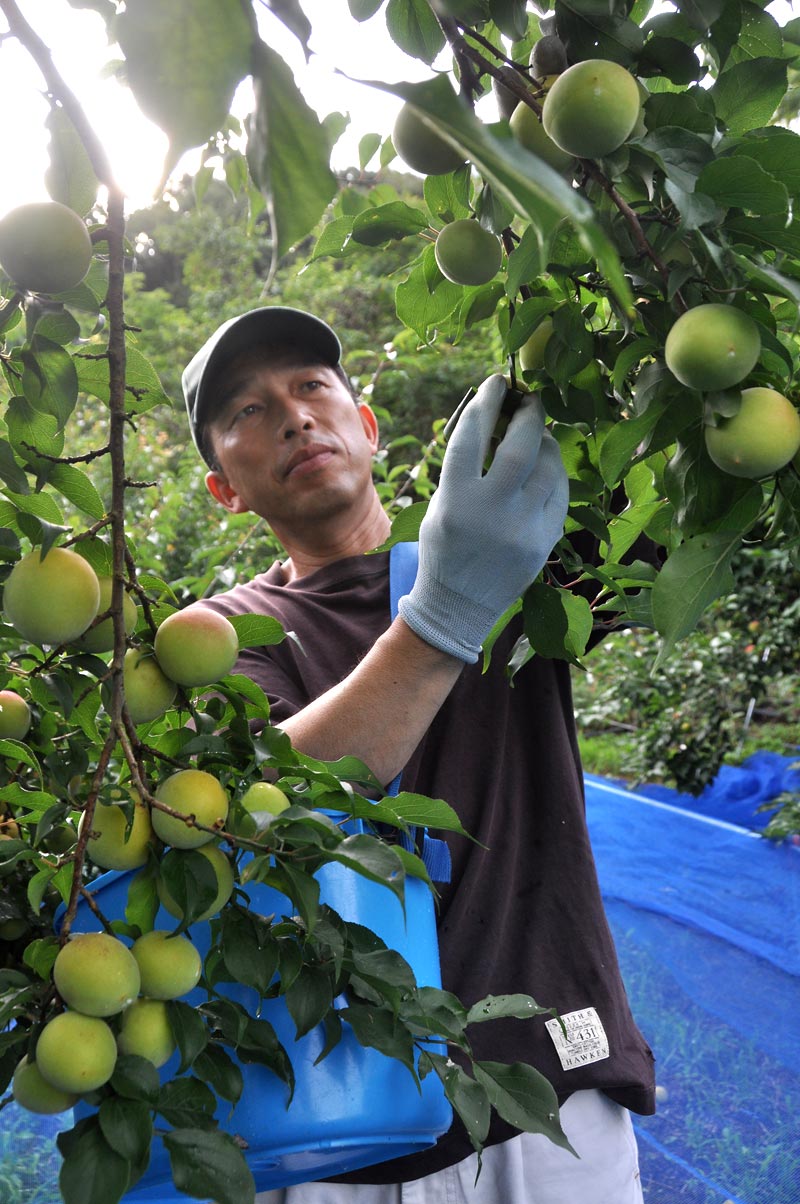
[255,1089,643,1204]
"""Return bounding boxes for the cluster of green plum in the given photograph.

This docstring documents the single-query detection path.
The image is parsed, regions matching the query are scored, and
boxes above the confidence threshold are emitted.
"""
[0,542,241,737]
[11,928,202,1114]
[392,53,643,288]
[390,28,800,484]
[517,301,800,482]
[10,765,291,1115]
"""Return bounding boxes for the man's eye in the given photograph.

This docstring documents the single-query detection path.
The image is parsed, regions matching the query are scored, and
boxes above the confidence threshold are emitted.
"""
[233,403,259,423]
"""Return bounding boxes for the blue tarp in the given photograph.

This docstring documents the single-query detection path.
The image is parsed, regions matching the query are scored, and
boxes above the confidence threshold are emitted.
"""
[585,771,800,1204]
[631,750,800,831]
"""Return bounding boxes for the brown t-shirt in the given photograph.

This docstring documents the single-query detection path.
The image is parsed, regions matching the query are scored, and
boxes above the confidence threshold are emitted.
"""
[200,549,655,1182]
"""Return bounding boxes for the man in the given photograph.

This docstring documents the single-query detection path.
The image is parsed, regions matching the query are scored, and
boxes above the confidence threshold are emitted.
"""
[182,306,655,1204]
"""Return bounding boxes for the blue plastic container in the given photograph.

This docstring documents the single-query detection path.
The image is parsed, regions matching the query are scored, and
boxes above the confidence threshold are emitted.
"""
[70,849,452,1198]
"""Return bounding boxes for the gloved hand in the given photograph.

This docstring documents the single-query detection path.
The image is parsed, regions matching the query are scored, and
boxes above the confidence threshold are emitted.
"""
[398,374,569,663]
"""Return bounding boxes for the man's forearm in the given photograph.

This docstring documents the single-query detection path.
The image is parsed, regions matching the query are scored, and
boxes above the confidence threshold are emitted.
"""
[278,616,465,786]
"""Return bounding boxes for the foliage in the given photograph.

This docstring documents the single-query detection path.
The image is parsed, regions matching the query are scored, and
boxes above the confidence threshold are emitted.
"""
[1,0,800,1200]
[574,544,800,796]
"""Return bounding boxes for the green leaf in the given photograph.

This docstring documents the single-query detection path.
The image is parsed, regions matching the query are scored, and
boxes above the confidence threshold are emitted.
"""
[220,907,279,995]
[396,256,464,342]
[724,212,800,258]
[350,789,470,838]
[473,1060,575,1152]
[163,1127,256,1204]
[192,1044,244,1106]
[286,963,334,1038]
[422,1051,490,1153]
[111,1053,161,1104]
[158,848,220,931]
[1,489,64,526]
[74,342,170,413]
[731,130,800,199]
[227,612,286,648]
[349,0,384,17]
[315,1008,344,1064]
[466,993,554,1024]
[348,942,417,1003]
[263,0,313,55]
[338,999,417,1078]
[400,986,469,1041]
[272,859,321,932]
[557,9,643,66]
[98,1097,153,1166]
[651,531,741,664]
[5,396,64,461]
[676,0,724,32]
[307,215,357,263]
[424,167,472,224]
[157,1076,218,1129]
[507,296,558,355]
[23,935,59,980]
[522,583,593,666]
[386,0,446,63]
[711,57,788,135]
[598,400,667,489]
[124,867,160,936]
[358,132,382,169]
[664,438,762,536]
[26,865,54,913]
[59,1118,131,1204]
[364,75,632,313]
[48,462,106,520]
[695,156,789,215]
[21,337,78,428]
[235,1014,295,1098]
[0,739,41,778]
[605,500,665,563]
[637,127,714,191]
[44,106,99,216]
[247,44,338,261]
[506,230,551,302]
[327,834,405,903]
[490,0,527,40]
[351,201,429,246]
[116,0,254,176]
[168,999,210,1073]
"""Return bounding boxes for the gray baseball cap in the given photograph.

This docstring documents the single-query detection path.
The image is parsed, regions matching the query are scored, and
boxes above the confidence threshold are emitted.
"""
[182,306,342,465]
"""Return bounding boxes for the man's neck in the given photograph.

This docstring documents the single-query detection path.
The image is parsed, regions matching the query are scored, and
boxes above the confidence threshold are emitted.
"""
[276,495,391,583]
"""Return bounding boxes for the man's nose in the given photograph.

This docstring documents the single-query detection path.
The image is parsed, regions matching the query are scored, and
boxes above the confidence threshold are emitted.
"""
[279,402,315,439]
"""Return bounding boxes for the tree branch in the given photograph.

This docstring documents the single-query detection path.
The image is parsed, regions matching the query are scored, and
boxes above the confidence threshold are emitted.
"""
[0,0,116,191]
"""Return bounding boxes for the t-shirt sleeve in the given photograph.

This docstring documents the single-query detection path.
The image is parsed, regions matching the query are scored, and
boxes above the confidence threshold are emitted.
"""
[232,644,306,726]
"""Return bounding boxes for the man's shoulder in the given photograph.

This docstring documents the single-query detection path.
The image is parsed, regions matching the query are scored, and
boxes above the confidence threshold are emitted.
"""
[197,551,391,620]
[197,563,285,619]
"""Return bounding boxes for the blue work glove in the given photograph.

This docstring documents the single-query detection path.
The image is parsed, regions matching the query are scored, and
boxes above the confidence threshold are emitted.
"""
[398,374,569,663]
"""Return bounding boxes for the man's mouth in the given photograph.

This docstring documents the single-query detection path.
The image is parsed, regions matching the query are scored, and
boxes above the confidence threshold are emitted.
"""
[284,445,336,478]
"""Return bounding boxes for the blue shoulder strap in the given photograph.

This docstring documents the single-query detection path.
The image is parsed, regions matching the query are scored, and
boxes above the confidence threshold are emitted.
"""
[387,542,451,884]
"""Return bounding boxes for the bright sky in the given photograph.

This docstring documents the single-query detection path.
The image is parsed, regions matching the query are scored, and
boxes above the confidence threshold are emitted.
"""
[0,1,795,217]
[0,0,436,216]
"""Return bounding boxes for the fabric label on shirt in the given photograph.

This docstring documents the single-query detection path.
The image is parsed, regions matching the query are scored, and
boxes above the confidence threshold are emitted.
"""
[545,1007,610,1071]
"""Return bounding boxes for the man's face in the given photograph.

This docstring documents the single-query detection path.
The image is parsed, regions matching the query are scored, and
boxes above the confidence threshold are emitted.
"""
[204,353,380,538]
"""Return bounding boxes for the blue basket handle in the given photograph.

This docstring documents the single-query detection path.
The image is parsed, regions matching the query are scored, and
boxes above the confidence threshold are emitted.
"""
[387,542,451,885]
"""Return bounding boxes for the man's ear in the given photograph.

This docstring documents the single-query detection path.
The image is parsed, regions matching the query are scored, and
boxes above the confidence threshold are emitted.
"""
[205,470,250,514]
[358,402,380,452]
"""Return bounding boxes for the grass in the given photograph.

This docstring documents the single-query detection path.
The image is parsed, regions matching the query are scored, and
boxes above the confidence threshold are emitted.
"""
[0,1101,64,1204]
[578,720,799,786]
